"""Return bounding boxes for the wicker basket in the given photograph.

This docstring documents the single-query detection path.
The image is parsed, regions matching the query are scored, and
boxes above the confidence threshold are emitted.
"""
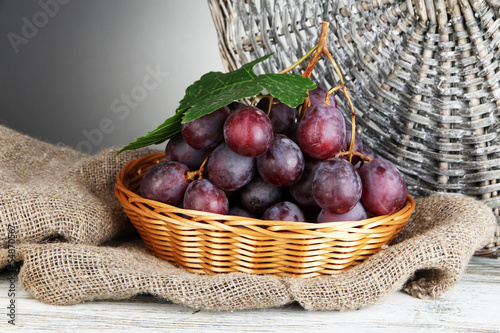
[115,152,415,278]
[207,0,500,257]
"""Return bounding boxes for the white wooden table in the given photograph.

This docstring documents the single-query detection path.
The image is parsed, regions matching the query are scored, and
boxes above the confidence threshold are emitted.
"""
[1,256,499,333]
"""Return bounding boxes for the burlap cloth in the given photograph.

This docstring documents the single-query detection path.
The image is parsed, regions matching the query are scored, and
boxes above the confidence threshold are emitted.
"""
[0,125,497,311]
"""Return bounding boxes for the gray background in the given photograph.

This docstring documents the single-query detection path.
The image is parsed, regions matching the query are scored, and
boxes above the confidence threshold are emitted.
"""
[0,0,224,154]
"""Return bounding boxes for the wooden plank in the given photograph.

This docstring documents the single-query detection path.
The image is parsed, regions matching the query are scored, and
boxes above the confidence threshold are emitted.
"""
[0,256,498,332]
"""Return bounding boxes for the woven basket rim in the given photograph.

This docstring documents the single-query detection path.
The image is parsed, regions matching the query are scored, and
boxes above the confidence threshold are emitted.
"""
[114,152,416,277]
[115,152,416,231]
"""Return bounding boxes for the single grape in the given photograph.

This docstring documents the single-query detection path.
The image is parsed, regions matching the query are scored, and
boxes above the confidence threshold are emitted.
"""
[317,201,368,223]
[257,97,296,133]
[207,142,256,191]
[227,101,247,111]
[341,118,363,165]
[296,104,345,159]
[289,159,322,210]
[312,158,362,214]
[358,158,407,216]
[164,133,209,170]
[261,201,305,222]
[308,85,338,108]
[223,106,273,157]
[240,174,284,214]
[183,179,229,214]
[361,144,377,160]
[256,134,305,187]
[140,161,189,206]
[228,205,258,218]
[181,106,230,150]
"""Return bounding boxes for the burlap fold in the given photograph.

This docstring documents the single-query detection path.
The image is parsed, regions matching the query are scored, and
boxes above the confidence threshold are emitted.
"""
[0,125,497,311]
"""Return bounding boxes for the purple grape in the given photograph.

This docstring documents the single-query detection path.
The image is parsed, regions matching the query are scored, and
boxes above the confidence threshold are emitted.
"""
[257,98,297,133]
[308,85,338,108]
[358,158,407,216]
[164,133,209,170]
[289,159,321,210]
[223,106,274,157]
[296,104,345,159]
[181,106,230,150]
[317,201,368,223]
[183,179,229,214]
[207,142,256,191]
[227,101,246,111]
[262,201,305,222]
[140,161,189,206]
[240,174,284,214]
[256,134,305,187]
[361,144,377,160]
[312,158,362,214]
[228,205,258,218]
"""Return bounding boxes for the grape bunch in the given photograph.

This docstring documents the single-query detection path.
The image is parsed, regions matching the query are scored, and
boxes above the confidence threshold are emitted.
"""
[140,85,408,223]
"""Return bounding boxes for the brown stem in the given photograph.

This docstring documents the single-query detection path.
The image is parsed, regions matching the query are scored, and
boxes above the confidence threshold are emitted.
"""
[184,151,212,182]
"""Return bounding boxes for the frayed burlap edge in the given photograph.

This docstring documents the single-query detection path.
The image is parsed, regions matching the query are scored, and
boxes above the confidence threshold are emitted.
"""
[0,194,495,311]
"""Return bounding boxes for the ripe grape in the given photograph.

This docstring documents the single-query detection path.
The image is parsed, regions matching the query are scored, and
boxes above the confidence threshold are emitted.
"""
[289,159,321,210]
[361,144,377,160]
[228,205,258,218]
[261,201,305,222]
[207,142,256,191]
[140,161,190,206]
[183,179,229,214]
[257,98,296,133]
[317,201,367,223]
[223,106,273,157]
[308,85,338,108]
[312,158,362,214]
[164,133,208,170]
[296,104,345,159]
[358,158,407,216]
[240,174,284,214]
[181,106,230,150]
[256,134,305,187]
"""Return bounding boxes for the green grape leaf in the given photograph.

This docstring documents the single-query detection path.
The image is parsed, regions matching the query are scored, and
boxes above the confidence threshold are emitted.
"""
[118,53,316,154]
[116,112,183,154]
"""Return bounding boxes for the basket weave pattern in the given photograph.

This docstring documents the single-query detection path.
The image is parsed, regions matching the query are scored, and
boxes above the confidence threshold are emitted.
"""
[115,153,415,278]
[208,0,500,257]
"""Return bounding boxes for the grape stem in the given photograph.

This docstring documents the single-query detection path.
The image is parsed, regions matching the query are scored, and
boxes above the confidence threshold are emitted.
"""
[185,152,212,182]
[293,21,361,164]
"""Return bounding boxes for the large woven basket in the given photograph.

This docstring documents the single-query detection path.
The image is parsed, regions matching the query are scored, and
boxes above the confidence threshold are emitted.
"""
[207,0,500,257]
[115,153,415,278]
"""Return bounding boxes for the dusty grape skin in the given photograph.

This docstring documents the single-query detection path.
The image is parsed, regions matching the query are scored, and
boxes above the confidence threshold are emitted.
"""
[181,106,230,150]
[207,142,256,191]
[308,85,338,108]
[239,174,284,214]
[317,201,367,223]
[140,161,189,206]
[164,133,209,171]
[183,179,229,214]
[223,106,274,157]
[358,158,407,216]
[256,134,305,187]
[296,104,345,160]
[261,201,305,222]
[228,205,258,218]
[361,144,377,160]
[312,158,362,214]
[289,159,321,210]
[257,98,296,133]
